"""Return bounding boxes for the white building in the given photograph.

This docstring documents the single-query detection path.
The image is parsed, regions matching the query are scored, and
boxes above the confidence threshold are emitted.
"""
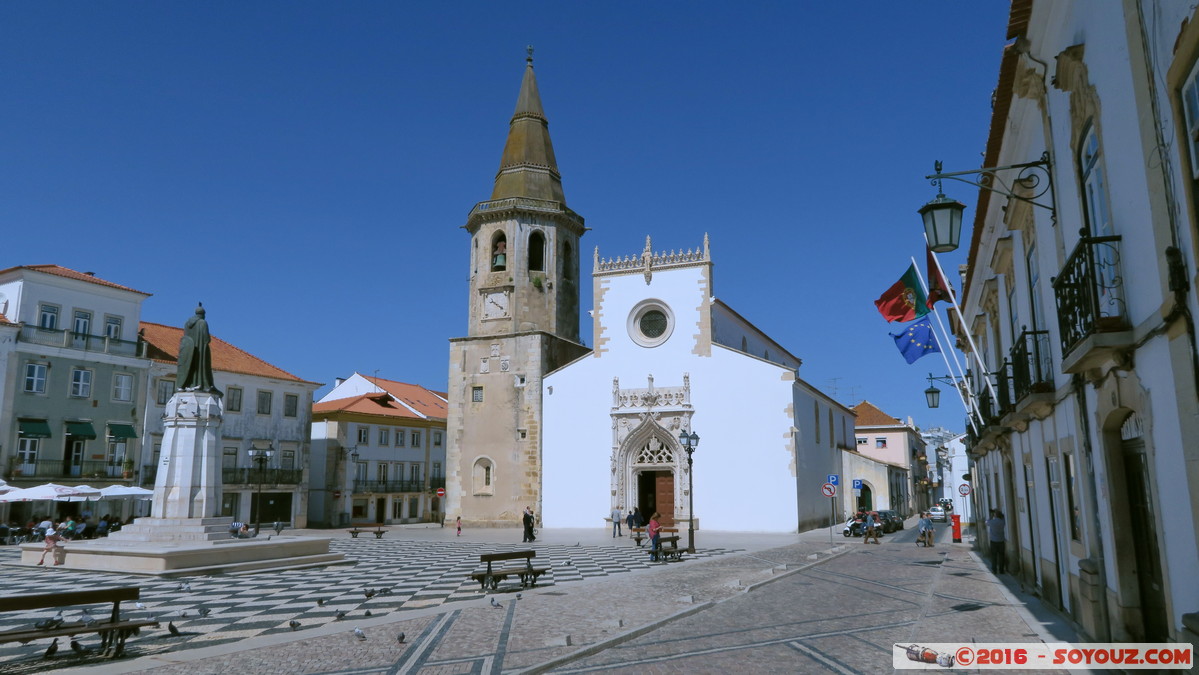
[311,373,447,527]
[921,427,971,524]
[845,401,916,516]
[947,0,1199,644]
[541,237,854,533]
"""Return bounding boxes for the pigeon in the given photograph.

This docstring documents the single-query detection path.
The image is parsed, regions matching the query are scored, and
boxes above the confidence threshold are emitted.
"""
[364,589,377,599]
[70,639,90,655]
[34,618,60,630]
[316,598,326,607]
[180,611,189,618]
[397,632,405,644]
[198,608,211,618]
[364,610,372,617]
[176,582,192,592]
[135,602,147,610]
[289,620,301,631]
[379,587,393,596]
[334,609,347,621]
[565,559,573,566]
[353,627,367,641]
[80,614,97,627]
[43,638,59,659]
[490,598,503,609]
[168,621,181,636]
[516,593,523,601]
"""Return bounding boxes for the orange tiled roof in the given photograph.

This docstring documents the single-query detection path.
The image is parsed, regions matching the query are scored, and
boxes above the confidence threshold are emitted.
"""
[312,393,425,420]
[362,375,448,420]
[851,401,902,427]
[139,321,317,384]
[0,264,151,296]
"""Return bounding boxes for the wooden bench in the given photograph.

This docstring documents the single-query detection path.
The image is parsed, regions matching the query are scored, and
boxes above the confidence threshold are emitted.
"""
[468,550,548,591]
[648,528,684,562]
[0,587,159,658]
[630,527,647,546]
[348,527,386,539]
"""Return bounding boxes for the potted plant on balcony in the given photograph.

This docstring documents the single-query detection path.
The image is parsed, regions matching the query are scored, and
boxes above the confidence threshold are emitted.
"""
[121,457,135,479]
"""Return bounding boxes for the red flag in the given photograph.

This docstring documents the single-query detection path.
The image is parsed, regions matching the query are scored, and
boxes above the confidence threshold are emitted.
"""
[874,264,929,323]
[926,247,954,309]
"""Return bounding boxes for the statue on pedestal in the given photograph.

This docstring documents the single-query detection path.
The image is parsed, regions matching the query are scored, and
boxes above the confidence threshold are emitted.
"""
[176,303,219,394]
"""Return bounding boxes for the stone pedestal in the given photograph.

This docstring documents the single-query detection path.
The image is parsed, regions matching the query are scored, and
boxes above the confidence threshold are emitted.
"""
[153,390,223,519]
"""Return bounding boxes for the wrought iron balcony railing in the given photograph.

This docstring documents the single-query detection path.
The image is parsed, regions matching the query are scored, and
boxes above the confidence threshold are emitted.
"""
[353,479,426,494]
[1010,328,1053,402]
[1053,235,1125,357]
[223,467,303,486]
[17,325,145,358]
[9,460,128,480]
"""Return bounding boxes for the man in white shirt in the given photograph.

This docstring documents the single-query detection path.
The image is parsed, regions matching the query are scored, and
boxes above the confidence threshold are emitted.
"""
[611,506,624,537]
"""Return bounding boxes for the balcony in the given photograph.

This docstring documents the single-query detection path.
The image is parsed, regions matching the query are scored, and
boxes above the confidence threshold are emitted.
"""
[1053,235,1132,372]
[223,468,303,486]
[9,460,130,481]
[1009,328,1055,417]
[353,479,426,494]
[18,325,145,358]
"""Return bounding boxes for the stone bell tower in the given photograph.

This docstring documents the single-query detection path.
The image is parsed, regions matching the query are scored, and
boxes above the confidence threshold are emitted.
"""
[445,49,590,527]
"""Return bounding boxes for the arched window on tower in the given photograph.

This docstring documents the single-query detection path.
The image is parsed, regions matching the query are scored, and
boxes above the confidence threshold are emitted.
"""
[491,233,508,271]
[528,231,545,272]
[561,241,574,280]
[472,457,495,495]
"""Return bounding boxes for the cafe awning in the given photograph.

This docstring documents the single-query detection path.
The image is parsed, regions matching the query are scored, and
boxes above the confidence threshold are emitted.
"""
[65,421,97,439]
[18,419,51,438]
[107,423,138,439]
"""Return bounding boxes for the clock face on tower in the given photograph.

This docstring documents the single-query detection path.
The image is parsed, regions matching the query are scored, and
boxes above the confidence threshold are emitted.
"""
[483,291,510,319]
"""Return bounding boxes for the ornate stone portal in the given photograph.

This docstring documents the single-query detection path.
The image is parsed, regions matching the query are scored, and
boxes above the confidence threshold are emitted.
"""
[610,375,695,526]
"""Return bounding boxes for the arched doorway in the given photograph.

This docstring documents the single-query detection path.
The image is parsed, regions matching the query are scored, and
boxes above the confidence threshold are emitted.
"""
[610,375,693,531]
[856,483,873,511]
[1117,414,1168,641]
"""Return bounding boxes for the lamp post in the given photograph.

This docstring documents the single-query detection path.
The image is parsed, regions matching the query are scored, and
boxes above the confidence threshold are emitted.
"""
[344,446,359,527]
[677,430,699,553]
[249,444,274,536]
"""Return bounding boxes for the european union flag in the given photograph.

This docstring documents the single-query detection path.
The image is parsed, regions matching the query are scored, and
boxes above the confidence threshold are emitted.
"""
[890,315,940,364]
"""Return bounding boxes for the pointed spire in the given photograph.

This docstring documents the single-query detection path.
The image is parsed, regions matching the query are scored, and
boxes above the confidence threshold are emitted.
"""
[491,47,566,203]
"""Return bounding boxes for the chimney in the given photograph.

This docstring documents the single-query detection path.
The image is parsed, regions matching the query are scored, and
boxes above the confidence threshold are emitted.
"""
[334,378,346,387]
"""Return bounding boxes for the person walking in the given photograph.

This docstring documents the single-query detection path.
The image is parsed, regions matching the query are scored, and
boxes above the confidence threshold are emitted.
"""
[987,509,1007,574]
[456,516,462,537]
[522,507,536,543]
[917,512,934,547]
[611,505,624,537]
[647,512,662,561]
[863,512,880,544]
[37,524,62,566]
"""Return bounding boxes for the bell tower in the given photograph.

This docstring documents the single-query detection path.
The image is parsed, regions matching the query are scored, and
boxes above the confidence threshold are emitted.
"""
[445,49,590,527]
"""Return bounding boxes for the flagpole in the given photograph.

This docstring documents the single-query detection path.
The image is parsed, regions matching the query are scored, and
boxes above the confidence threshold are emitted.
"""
[909,257,982,432]
[922,243,1002,407]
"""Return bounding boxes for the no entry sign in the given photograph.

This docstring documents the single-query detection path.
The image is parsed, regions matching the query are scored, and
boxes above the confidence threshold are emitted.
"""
[821,482,836,497]
[436,487,446,497]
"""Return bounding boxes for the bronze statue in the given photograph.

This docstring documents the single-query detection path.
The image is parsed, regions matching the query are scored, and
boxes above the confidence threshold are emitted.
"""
[176,303,219,393]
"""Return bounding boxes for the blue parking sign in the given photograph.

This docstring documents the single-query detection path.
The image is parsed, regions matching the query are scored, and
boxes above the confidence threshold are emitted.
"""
[852,479,863,490]
[827,474,839,486]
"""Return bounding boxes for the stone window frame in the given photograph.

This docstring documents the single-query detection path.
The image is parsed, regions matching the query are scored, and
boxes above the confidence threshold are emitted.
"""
[472,456,495,496]
[627,299,675,348]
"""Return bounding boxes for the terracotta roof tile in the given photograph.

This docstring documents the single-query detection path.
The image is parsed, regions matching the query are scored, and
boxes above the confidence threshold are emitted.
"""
[0,264,151,296]
[850,401,902,427]
[312,393,425,420]
[139,321,317,384]
[362,375,448,420]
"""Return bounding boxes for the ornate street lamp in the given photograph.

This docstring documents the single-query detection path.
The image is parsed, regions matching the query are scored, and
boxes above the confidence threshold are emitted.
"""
[919,191,966,253]
[678,430,700,553]
[249,444,274,536]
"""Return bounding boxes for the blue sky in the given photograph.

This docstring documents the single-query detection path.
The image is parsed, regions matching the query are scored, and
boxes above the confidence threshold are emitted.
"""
[1,2,1011,433]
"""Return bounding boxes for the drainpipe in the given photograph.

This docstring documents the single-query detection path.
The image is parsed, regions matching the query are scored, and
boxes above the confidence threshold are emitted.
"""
[1072,373,1111,641]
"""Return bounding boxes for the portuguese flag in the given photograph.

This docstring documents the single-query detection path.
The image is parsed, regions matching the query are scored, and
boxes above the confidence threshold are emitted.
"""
[874,264,929,323]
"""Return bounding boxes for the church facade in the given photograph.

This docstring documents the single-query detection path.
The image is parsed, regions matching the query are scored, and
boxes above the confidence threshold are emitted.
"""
[446,56,853,532]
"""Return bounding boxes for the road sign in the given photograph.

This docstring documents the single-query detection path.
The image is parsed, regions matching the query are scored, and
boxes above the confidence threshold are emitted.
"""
[827,474,839,486]
[852,479,863,490]
[436,487,446,497]
[821,482,836,497]
[958,483,972,496]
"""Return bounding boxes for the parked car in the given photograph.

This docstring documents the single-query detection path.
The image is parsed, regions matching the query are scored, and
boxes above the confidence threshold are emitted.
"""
[929,505,947,522]
[878,510,904,532]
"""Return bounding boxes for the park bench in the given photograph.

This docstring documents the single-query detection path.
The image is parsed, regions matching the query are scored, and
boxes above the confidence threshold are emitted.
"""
[630,527,646,547]
[0,586,159,658]
[648,528,684,562]
[348,527,387,539]
[468,550,548,591]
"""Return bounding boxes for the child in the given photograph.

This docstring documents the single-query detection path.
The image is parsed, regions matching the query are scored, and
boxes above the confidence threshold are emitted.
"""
[456,516,462,537]
[37,525,62,566]
[648,512,662,562]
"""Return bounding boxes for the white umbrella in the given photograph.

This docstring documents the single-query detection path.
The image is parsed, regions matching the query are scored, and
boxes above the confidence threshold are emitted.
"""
[0,483,102,502]
[99,485,154,500]
[0,479,10,495]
